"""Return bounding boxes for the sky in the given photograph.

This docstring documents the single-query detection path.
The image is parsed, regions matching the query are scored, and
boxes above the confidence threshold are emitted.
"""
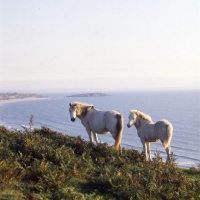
[0,0,199,93]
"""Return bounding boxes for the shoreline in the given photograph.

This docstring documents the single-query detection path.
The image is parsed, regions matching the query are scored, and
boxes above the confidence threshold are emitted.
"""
[0,97,50,104]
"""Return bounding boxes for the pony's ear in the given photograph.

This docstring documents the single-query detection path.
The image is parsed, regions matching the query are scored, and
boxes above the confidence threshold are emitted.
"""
[69,103,72,106]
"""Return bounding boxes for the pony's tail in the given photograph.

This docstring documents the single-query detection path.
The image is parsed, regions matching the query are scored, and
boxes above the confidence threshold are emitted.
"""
[114,114,124,153]
[163,123,173,149]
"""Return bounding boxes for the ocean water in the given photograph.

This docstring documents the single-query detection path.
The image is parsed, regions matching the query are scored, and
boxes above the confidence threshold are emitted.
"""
[0,91,199,168]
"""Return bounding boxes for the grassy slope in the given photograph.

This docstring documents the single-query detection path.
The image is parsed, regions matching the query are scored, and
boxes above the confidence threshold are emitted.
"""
[0,126,200,200]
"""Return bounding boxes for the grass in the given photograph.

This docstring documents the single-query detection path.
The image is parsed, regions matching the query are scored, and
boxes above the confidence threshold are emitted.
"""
[0,126,200,200]
[180,164,200,181]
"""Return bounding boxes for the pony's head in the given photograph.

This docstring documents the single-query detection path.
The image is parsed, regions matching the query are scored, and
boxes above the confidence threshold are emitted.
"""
[69,102,94,121]
[69,102,77,122]
[127,110,138,128]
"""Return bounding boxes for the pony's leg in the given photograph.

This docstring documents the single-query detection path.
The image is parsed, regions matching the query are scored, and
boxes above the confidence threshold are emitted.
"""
[165,146,171,163]
[146,142,152,161]
[110,132,122,154]
[110,132,117,147]
[93,132,99,144]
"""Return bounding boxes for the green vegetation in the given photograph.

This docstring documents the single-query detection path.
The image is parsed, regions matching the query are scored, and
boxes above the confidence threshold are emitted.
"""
[0,126,200,200]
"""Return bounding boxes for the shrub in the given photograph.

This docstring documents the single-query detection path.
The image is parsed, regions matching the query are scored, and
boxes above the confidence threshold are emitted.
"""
[0,126,200,199]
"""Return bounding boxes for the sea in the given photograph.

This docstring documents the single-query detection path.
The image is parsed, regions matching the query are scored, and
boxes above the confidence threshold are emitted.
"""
[0,91,199,168]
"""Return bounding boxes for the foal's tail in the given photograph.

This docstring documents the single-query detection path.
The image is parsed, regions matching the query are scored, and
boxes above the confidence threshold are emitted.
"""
[114,114,124,152]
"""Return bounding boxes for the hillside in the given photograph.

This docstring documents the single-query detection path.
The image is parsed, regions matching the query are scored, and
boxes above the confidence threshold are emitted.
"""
[0,126,200,199]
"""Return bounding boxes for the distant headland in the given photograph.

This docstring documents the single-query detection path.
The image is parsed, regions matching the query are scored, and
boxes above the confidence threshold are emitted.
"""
[0,93,48,103]
[66,93,111,97]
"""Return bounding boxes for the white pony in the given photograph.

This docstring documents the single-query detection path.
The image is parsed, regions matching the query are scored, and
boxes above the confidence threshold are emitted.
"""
[69,102,124,153]
[127,110,173,163]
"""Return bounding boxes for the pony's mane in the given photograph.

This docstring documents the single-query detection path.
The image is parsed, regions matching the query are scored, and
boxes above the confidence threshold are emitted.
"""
[72,102,93,107]
[71,102,95,118]
[134,110,153,123]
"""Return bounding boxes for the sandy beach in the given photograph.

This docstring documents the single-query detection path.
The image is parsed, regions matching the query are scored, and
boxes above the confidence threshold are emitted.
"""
[0,97,49,104]
[0,93,49,104]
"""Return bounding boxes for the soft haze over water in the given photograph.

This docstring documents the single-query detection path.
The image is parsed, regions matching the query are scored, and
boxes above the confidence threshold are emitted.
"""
[0,91,199,168]
[1,1,199,92]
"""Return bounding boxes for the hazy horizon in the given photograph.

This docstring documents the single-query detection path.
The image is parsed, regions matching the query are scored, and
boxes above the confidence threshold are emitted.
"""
[0,85,199,95]
[1,1,199,93]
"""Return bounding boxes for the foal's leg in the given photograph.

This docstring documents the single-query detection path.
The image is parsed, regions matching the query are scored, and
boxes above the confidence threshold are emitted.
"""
[141,140,148,161]
[146,142,152,160]
[86,128,93,143]
[165,146,171,163]
[93,132,99,144]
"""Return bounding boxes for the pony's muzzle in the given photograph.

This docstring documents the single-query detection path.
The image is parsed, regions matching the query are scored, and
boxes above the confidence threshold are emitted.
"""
[71,118,75,122]
[127,124,131,128]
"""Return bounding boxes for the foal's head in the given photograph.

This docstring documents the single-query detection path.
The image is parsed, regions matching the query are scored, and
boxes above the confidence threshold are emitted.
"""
[127,110,138,128]
[127,110,153,128]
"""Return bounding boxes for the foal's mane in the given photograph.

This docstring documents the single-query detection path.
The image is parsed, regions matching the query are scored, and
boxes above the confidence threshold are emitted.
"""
[135,110,153,123]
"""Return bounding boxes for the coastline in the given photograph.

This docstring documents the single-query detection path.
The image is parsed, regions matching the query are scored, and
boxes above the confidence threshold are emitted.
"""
[0,97,50,104]
[0,93,50,105]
